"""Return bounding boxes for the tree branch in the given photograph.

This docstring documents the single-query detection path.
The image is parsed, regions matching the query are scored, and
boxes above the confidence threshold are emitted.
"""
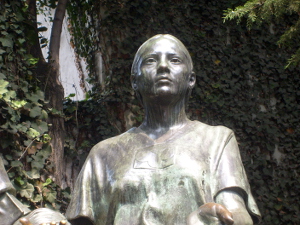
[49,0,69,68]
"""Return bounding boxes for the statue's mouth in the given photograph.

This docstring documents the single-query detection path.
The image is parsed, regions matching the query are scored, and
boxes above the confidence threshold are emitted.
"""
[156,75,172,83]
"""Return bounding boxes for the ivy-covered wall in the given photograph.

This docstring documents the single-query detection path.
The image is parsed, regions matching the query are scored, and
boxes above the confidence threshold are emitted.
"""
[67,0,299,224]
[1,0,299,224]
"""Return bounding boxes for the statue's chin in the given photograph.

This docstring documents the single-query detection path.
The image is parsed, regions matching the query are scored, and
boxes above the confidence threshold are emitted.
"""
[154,89,174,97]
[140,84,187,105]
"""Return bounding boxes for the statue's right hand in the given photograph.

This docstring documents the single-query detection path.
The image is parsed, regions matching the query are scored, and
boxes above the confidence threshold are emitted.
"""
[187,202,234,225]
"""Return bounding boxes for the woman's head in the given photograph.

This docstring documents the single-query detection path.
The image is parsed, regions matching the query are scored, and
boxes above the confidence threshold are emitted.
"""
[131,34,195,106]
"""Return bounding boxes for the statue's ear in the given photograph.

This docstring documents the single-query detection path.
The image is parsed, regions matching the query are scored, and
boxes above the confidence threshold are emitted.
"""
[189,72,196,89]
[131,74,138,90]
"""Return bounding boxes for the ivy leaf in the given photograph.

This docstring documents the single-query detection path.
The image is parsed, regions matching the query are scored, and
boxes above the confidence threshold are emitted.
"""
[3,137,15,149]
[8,172,15,178]
[24,137,32,147]
[11,160,23,167]
[31,120,48,134]
[12,99,27,109]
[27,145,37,154]
[3,90,16,101]
[15,176,25,186]
[31,158,44,170]
[19,183,34,199]
[31,194,43,203]
[0,37,13,48]
[38,145,51,159]
[18,38,25,44]
[43,178,52,187]
[41,109,48,119]
[27,90,45,102]
[274,204,283,211]
[0,79,9,94]
[27,128,40,138]
[26,168,40,179]
[5,154,12,160]
[29,105,42,118]
[28,57,39,65]
[31,146,51,169]
[44,189,57,203]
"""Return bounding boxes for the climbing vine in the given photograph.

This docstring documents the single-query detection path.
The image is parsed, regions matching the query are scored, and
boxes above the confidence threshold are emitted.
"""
[0,1,69,211]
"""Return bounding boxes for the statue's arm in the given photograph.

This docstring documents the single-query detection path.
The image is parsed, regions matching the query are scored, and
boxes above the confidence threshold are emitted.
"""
[215,190,253,225]
[65,147,105,224]
[211,129,260,223]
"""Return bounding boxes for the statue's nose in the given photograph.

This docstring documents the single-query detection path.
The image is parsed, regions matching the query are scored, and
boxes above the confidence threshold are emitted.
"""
[157,58,170,74]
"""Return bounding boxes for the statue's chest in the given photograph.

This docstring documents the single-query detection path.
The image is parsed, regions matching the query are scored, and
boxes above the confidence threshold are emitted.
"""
[108,140,211,204]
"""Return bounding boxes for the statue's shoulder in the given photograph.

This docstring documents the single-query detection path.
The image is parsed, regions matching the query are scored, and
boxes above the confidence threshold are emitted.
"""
[191,120,234,137]
[89,127,139,155]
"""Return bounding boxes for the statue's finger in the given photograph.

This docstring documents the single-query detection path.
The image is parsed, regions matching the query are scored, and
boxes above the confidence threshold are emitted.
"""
[59,220,67,225]
[50,222,56,225]
[215,204,234,225]
[19,218,33,225]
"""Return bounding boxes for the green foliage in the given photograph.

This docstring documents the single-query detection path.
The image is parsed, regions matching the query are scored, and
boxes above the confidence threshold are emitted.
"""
[66,0,299,224]
[223,0,300,67]
[63,97,119,168]
[0,0,69,211]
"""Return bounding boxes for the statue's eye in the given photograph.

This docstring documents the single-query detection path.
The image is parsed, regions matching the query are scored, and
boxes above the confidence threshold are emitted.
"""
[170,57,181,64]
[144,58,157,64]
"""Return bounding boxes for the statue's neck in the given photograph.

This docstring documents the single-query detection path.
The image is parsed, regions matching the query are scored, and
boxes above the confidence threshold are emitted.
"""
[139,100,189,140]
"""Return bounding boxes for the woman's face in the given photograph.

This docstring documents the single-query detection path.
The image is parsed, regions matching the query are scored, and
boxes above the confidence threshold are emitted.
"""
[134,37,195,104]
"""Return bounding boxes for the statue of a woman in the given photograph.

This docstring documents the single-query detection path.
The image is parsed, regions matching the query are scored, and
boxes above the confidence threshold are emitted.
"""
[65,34,261,225]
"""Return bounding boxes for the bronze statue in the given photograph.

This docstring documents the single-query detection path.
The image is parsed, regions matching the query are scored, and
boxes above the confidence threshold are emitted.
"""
[2,34,261,225]
[65,34,261,225]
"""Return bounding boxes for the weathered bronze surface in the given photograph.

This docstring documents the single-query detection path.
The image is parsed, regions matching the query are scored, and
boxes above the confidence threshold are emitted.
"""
[65,35,261,225]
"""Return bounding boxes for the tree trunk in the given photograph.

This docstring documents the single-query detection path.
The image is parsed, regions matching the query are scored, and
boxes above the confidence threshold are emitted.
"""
[46,0,68,188]
[36,0,68,187]
[27,0,69,188]
[26,0,49,82]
